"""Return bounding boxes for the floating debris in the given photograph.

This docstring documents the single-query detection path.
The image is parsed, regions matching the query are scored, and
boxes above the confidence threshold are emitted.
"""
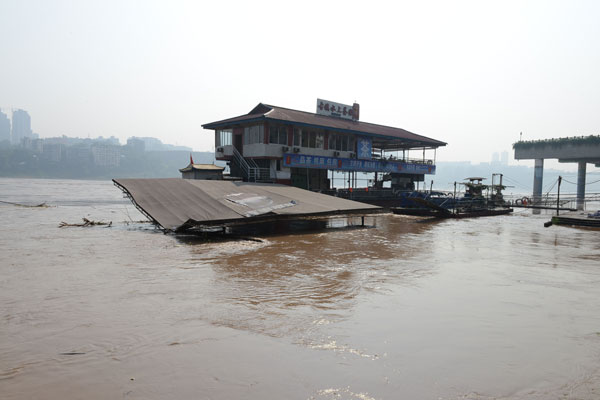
[0,200,50,208]
[122,220,152,225]
[59,218,112,228]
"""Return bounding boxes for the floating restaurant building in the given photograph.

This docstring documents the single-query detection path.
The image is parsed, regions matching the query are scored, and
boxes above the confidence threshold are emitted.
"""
[202,100,446,192]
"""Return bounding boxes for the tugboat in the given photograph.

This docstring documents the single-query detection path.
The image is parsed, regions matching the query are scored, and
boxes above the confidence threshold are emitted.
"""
[394,175,513,218]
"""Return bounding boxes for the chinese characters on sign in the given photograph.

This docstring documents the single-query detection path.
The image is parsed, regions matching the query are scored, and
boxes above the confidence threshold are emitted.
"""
[357,137,372,160]
[316,99,359,121]
[283,153,435,175]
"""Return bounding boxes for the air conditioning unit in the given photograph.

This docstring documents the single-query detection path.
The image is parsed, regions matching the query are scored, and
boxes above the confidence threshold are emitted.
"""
[217,147,224,152]
[333,151,340,157]
[350,152,356,158]
[282,146,289,152]
[293,147,300,153]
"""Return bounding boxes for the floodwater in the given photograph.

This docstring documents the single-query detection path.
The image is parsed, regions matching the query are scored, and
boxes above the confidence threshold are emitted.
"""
[2,178,600,400]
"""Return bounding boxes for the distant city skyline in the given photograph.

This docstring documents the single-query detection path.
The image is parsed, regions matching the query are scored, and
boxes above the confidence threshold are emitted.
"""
[0,107,191,151]
[0,105,589,173]
[2,1,599,173]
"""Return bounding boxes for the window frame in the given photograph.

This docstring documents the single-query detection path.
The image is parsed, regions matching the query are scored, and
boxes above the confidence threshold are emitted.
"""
[216,129,232,147]
[293,128,301,147]
[244,125,264,145]
[269,126,288,145]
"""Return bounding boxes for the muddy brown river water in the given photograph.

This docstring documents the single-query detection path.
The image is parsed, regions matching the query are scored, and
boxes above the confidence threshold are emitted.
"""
[2,178,600,399]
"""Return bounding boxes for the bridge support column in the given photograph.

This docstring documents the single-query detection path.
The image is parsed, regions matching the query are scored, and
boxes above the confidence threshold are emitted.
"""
[577,161,586,210]
[532,158,544,206]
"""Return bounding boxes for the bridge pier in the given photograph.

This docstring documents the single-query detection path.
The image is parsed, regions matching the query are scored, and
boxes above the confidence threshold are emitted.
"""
[577,161,586,210]
[533,158,544,205]
[515,136,600,211]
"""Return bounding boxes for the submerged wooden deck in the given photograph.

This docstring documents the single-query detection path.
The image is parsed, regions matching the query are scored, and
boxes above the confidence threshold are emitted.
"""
[114,178,383,232]
[551,212,600,228]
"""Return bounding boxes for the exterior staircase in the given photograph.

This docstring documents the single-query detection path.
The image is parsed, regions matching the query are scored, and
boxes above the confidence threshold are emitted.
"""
[231,147,273,183]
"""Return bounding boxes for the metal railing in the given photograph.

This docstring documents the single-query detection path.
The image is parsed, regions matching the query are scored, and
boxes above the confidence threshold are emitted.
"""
[231,147,271,182]
[248,168,271,182]
[371,154,435,165]
[231,146,250,179]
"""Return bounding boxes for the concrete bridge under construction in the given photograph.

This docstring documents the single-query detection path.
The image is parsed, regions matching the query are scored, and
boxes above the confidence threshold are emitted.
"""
[514,135,600,210]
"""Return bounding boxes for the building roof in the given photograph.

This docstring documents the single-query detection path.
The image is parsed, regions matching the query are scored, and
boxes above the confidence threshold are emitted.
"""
[179,163,225,173]
[113,178,381,232]
[202,103,447,149]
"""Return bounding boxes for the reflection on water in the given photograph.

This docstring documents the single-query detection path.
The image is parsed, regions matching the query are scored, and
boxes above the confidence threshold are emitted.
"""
[186,216,439,341]
[2,178,600,400]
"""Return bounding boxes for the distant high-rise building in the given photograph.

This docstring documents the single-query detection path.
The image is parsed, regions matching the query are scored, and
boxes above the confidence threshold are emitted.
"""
[126,137,146,153]
[42,142,64,162]
[492,152,500,164]
[91,144,121,167]
[0,110,10,143]
[11,109,33,144]
[500,151,508,165]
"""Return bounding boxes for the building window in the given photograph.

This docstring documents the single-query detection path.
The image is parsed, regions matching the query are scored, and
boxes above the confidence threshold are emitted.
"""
[329,133,354,152]
[244,125,264,144]
[293,128,301,146]
[293,128,324,149]
[216,129,232,146]
[301,129,309,147]
[307,131,315,148]
[305,131,323,149]
[329,134,336,150]
[269,126,288,145]
[315,132,324,148]
[280,127,287,145]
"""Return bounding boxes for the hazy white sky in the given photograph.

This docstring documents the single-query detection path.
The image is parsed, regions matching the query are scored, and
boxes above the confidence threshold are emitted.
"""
[1,0,599,166]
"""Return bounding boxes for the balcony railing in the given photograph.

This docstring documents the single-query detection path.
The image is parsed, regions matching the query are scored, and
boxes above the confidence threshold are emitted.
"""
[370,154,434,165]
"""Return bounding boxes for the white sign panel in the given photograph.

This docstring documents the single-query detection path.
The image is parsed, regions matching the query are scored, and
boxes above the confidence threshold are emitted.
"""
[316,99,359,120]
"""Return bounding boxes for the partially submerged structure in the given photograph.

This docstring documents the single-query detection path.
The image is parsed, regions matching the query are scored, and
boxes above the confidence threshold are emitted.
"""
[550,212,600,229]
[113,178,382,233]
[514,135,600,210]
[202,100,446,192]
[115,100,449,234]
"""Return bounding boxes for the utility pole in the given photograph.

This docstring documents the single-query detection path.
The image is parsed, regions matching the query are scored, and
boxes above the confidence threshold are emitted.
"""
[556,176,562,216]
[453,181,457,215]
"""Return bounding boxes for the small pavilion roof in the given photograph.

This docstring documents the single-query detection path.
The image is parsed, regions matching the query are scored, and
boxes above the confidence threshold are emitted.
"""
[179,163,225,173]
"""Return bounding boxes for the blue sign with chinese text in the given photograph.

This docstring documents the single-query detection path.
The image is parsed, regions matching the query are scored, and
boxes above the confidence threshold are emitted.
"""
[282,153,435,175]
[357,137,372,160]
